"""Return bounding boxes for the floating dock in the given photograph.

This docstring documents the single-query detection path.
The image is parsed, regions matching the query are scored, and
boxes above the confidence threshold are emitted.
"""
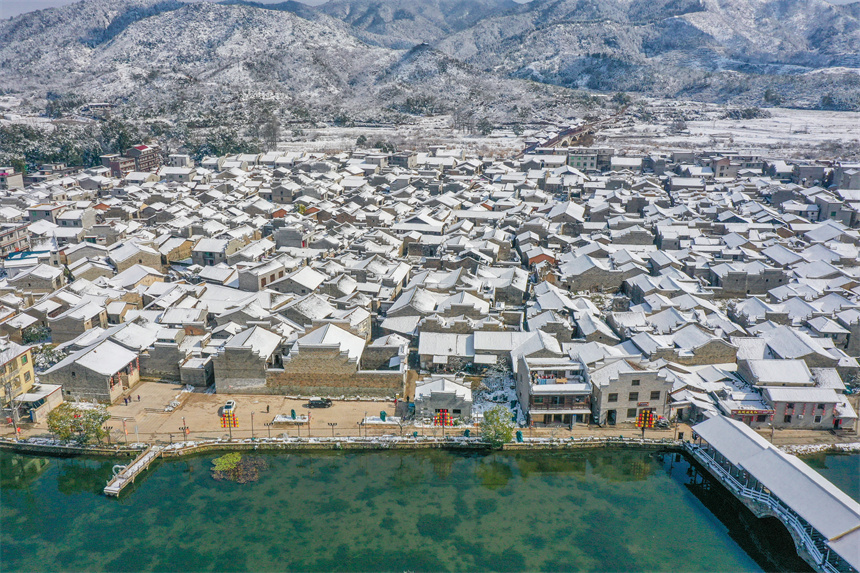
[104,446,161,497]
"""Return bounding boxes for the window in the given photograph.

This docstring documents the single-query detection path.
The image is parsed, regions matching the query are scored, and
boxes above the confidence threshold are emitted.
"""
[24,371,31,382]
[626,408,637,418]
[20,354,27,365]
[628,392,639,402]
[756,415,767,422]
[453,409,461,415]
[814,415,822,424]
[71,371,76,378]
[650,391,661,401]
[817,403,825,410]
[551,396,564,405]
[608,393,618,403]
[783,415,791,423]
[631,379,640,386]
[786,403,795,410]
[533,397,544,404]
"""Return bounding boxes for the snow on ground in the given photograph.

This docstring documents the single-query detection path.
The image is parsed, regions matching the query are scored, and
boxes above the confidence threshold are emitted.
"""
[272,414,309,423]
[602,104,860,158]
[278,116,527,157]
[779,442,860,456]
[363,416,401,425]
[471,370,526,426]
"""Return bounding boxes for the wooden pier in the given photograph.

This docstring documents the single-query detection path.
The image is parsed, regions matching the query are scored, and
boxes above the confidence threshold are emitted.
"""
[104,446,161,497]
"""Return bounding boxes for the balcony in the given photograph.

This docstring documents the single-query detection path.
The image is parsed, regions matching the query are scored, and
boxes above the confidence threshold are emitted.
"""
[530,397,591,413]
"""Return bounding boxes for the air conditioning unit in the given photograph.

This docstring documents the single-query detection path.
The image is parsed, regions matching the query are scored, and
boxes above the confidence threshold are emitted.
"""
[797,415,804,419]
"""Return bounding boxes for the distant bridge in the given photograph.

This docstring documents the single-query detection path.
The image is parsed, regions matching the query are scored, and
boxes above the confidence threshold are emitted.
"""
[687,416,859,573]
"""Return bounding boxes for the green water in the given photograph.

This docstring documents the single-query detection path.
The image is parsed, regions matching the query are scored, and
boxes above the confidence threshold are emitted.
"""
[802,453,860,502]
[1,448,826,572]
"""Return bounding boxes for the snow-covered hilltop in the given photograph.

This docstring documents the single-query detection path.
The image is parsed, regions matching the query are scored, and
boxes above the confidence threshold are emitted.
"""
[1,0,859,118]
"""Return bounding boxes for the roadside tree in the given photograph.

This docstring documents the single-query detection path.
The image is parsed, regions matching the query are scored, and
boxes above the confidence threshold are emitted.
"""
[47,403,110,444]
[480,405,514,449]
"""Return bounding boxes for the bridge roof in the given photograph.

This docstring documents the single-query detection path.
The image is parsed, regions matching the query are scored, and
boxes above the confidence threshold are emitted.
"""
[693,416,860,569]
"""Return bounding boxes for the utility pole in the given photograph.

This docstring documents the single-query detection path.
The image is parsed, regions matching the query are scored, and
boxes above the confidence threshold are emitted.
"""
[328,422,337,437]
[251,412,255,440]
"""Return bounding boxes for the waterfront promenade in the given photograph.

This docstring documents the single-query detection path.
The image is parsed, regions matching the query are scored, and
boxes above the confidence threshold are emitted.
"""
[3,382,858,447]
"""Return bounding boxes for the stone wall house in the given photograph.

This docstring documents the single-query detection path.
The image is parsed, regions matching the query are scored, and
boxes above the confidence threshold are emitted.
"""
[6,264,63,294]
[418,332,474,371]
[213,326,284,393]
[109,242,163,273]
[764,387,853,430]
[588,359,672,426]
[48,302,108,344]
[709,262,789,298]
[629,325,739,366]
[413,375,473,421]
[41,340,140,404]
[557,255,645,293]
[269,266,326,296]
[268,324,403,396]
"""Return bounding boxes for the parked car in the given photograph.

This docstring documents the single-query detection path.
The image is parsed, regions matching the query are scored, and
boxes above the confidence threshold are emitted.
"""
[223,400,237,414]
[307,397,333,408]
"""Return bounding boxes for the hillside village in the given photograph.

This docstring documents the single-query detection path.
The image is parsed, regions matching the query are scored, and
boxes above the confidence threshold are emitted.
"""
[1,140,859,437]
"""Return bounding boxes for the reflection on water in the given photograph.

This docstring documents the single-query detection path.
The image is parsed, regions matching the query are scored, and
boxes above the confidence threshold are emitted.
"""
[2,449,850,572]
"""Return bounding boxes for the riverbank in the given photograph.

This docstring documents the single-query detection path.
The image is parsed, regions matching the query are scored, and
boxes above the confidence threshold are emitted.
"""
[3,434,858,460]
[0,434,683,458]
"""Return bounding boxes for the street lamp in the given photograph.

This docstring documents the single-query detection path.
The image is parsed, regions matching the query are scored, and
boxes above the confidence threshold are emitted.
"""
[4,382,19,441]
[328,422,337,437]
[264,421,273,438]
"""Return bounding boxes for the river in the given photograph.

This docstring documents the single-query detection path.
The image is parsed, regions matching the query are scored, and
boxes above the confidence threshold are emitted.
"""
[2,448,855,572]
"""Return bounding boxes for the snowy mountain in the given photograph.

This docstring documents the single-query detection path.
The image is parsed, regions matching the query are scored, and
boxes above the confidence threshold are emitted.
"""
[317,0,518,48]
[435,0,860,100]
[1,0,859,117]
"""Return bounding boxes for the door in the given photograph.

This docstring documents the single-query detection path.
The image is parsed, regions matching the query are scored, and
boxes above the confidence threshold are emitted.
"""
[607,410,616,425]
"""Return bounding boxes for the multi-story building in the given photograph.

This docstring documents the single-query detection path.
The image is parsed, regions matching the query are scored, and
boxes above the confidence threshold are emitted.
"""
[516,356,592,426]
[125,144,161,172]
[588,359,672,426]
[101,154,137,178]
[0,167,24,190]
[0,223,30,257]
[0,339,36,410]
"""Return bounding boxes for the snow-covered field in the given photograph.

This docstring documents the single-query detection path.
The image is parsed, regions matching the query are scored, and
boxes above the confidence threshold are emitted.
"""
[602,105,860,158]
[278,116,528,157]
